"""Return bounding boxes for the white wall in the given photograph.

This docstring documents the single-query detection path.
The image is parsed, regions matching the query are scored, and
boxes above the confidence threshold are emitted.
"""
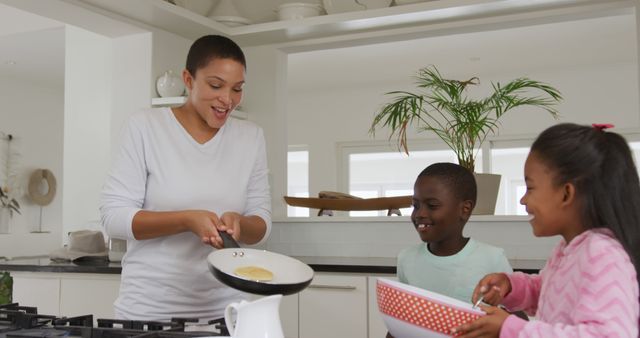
[0,74,64,256]
[62,26,112,236]
[0,20,195,249]
[243,45,289,218]
[63,29,190,239]
[110,32,153,160]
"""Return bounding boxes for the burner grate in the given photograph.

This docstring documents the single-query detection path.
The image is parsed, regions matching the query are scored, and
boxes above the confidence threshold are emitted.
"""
[53,315,93,328]
[0,303,56,331]
[0,304,226,338]
[6,328,68,338]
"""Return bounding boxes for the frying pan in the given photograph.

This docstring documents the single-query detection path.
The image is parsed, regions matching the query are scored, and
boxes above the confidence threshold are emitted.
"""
[207,233,314,295]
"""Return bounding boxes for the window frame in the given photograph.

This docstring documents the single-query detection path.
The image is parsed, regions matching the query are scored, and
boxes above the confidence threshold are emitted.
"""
[287,145,310,217]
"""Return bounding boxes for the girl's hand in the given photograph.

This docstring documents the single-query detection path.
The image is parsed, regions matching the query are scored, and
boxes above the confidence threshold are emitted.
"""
[181,210,225,248]
[451,305,509,338]
[472,273,512,306]
[220,211,242,242]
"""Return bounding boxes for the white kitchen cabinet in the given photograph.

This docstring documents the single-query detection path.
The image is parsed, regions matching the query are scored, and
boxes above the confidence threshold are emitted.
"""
[367,274,397,338]
[299,273,367,338]
[59,274,121,320]
[11,272,120,321]
[11,272,61,316]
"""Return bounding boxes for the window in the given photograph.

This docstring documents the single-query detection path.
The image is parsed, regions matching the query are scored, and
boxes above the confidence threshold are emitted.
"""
[347,149,482,216]
[628,141,640,179]
[287,149,309,217]
[327,133,640,218]
[490,146,530,215]
[491,138,640,216]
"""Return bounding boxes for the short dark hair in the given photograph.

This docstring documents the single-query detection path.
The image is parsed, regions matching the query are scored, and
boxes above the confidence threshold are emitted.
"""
[531,123,640,295]
[417,162,477,206]
[186,35,246,77]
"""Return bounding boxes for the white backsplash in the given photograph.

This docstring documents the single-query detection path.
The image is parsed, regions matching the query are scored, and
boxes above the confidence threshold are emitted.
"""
[263,216,560,261]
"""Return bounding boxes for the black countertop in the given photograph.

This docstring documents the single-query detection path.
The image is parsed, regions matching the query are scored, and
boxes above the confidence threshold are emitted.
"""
[0,257,122,274]
[0,256,544,275]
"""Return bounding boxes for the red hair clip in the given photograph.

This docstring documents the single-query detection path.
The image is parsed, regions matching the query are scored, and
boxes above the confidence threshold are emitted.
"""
[592,123,614,130]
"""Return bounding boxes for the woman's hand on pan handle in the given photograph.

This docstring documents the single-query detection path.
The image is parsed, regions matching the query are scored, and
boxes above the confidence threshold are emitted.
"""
[471,273,512,306]
[220,212,242,242]
[181,210,225,249]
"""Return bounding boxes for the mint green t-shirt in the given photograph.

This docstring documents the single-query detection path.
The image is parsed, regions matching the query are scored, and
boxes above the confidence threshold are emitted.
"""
[397,238,513,303]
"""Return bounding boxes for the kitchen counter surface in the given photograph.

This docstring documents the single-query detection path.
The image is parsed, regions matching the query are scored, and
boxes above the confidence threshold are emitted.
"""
[0,257,122,274]
[0,256,545,275]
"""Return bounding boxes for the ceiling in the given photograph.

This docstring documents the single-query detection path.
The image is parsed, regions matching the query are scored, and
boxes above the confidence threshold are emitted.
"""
[0,2,64,89]
[0,1,636,92]
[170,0,306,24]
[288,12,638,91]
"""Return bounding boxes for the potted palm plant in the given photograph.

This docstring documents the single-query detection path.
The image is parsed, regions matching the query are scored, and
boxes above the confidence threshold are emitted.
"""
[370,65,562,214]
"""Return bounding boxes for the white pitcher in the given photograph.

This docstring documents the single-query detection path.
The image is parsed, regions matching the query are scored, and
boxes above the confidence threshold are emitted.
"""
[224,294,284,338]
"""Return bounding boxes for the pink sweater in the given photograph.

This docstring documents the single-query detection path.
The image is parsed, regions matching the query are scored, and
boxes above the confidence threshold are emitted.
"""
[500,229,639,338]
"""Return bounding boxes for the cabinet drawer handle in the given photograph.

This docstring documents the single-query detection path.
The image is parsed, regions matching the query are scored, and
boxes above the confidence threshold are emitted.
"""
[308,284,357,290]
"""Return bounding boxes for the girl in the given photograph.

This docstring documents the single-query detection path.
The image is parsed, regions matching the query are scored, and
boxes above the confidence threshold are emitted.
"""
[454,123,640,337]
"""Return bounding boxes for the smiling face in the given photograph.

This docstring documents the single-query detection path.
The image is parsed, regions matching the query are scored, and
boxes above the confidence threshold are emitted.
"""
[183,57,245,129]
[411,175,472,256]
[520,152,581,239]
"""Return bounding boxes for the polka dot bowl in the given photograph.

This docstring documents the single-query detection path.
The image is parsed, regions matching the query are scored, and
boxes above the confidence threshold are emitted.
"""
[376,278,485,337]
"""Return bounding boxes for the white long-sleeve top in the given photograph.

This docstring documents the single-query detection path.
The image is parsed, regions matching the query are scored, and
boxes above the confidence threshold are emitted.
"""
[100,107,272,321]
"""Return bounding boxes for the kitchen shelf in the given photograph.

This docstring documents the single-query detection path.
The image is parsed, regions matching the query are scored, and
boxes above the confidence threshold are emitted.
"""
[151,96,186,106]
[150,96,249,120]
[80,0,629,47]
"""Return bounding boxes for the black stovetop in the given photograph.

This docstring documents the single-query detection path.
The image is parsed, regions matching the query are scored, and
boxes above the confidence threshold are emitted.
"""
[0,303,227,338]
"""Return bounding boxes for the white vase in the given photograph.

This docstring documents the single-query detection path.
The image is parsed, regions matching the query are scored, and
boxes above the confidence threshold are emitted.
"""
[156,70,185,98]
[0,207,10,234]
[473,173,502,215]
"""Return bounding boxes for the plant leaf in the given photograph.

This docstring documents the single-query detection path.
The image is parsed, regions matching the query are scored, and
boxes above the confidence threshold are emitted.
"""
[369,66,562,171]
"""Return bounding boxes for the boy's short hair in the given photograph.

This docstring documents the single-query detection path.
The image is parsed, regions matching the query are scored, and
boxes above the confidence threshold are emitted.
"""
[417,162,477,206]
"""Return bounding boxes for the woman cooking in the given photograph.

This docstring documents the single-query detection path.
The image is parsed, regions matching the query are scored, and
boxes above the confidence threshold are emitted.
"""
[100,35,271,325]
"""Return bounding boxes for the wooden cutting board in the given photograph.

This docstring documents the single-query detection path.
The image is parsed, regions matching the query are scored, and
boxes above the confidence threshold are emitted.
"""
[283,195,412,211]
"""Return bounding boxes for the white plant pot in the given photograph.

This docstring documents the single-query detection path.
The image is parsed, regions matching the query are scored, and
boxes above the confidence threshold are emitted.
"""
[0,207,10,234]
[473,173,501,215]
[156,70,185,98]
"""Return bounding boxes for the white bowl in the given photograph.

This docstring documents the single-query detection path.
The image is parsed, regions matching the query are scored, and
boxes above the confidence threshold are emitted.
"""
[394,0,430,5]
[359,0,392,9]
[322,0,365,14]
[277,3,324,20]
[210,15,252,27]
[172,0,214,16]
[376,278,484,337]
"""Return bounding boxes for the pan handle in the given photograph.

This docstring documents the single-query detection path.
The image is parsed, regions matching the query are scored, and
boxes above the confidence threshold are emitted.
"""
[219,231,240,248]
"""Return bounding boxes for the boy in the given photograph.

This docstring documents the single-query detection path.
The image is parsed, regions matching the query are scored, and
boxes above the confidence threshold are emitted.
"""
[397,162,512,302]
